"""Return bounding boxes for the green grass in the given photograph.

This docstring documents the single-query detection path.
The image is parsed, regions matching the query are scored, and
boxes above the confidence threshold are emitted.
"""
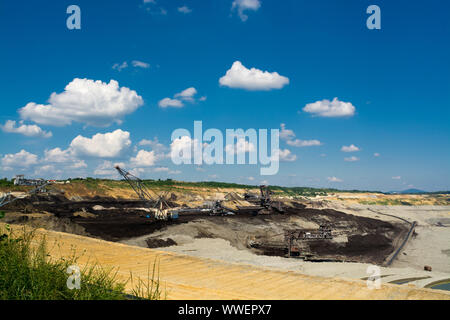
[0,178,13,187]
[0,225,164,300]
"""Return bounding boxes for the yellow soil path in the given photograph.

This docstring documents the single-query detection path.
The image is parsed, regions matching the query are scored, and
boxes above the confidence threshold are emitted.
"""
[4,223,450,300]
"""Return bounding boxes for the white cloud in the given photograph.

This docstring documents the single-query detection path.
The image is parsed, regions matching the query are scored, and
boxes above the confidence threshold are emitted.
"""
[279,123,322,148]
[170,136,202,161]
[303,97,355,117]
[138,137,168,153]
[70,129,131,158]
[70,160,87,169]
[174,87,197,101]
[131,60,150,68]
[114,60,150,70]
[19,78,143,127]
[1,120,52,138]
[178,6,192,14]
[344,156,359,162]
[219,61,289,91]
[341,144,360,152]
[231,0,261,21]
[44,148,72,163]
[277,148,297,162]
[159,87,205,108]
[225,138,256,155]
[279,123,295,141]
[34,164,63,176]
[374,153,380,157]
[286,139,322,147]
[112,62,128,71]
[327,176,343,182]
[2,149,38,167]
[130,150,156,167]
[158,97,184,108]
[392,176,401,180]
[94,161,122,177]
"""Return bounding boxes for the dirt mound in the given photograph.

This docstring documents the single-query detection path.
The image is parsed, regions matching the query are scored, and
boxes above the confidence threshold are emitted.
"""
[146,237,177,248]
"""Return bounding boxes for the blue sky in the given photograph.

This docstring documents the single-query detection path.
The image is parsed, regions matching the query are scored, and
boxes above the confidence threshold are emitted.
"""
[0,0,449,192]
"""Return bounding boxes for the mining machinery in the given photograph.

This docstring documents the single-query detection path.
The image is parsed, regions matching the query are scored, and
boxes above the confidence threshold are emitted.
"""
[285,225,333,258]
[259,185,284,214]
[114,165,178,221]
[0,181,50,209]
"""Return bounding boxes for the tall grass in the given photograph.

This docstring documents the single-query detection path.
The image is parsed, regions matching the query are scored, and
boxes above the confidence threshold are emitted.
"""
[0,225,164,300]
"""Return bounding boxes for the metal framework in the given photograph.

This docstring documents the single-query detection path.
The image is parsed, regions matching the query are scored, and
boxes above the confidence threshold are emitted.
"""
[0,182,50,209]
[114,166,175,220]
[285,225,333,258]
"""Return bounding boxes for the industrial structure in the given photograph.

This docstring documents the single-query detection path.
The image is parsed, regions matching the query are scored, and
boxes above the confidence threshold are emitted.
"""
[114,166,179,220]
[13,175,46,186]
[285,225,333,258]
[1,179,50,209]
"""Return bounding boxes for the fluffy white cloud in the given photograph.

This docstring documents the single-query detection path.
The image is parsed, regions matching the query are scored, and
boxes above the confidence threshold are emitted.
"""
[341,144,360,152]
[178,6,192,14]
[344,156,359,162]
[219,61,289,91]
[231,0,261,21]
[2,150,38,167]
[374,153,380,157]
[44,148,71,163]
[392,176,401,180]
[170,136,201,161]
[174,87,197,101]
[327,176,343,182]
[225,138,256,154]
[279,123,322,148]
[138,137,168,153]
[34,165,63,176]
[159,87,204,108]
[303,98,355,117]
[1,120,52,138]
[70,129,131,158]
[70,160,87,169]
[279,123,295,141]
[158,97,184,108]
[277,148,297,162]
[19,78,143,127]
[94,161,123,177]
[130,150,156,167]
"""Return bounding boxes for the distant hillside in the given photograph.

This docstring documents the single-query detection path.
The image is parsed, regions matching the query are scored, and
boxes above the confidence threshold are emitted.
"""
[394,189,428,194]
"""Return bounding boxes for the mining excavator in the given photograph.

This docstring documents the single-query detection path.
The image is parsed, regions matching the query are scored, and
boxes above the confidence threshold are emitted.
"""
[114,166,178,221]
[0,180,50,209]
[238,185,284,215]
